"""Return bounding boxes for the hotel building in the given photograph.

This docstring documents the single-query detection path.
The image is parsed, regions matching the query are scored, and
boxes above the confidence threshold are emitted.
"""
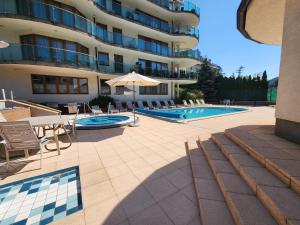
[0,0,201,104]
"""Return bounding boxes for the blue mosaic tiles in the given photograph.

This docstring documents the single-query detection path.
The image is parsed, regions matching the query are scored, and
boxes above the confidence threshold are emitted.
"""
[0,166,82,225]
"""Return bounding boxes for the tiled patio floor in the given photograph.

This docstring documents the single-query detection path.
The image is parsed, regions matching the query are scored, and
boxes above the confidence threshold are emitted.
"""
[0,106,276,225]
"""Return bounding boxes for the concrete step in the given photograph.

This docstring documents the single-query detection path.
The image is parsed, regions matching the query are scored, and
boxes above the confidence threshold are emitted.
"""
[185,138,235,225]
[199,139,278,225]
[225,127,300,195]
[212,133,300,225]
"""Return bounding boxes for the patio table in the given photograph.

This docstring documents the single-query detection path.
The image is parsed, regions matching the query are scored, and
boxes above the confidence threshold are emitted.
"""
[19,115,72,154]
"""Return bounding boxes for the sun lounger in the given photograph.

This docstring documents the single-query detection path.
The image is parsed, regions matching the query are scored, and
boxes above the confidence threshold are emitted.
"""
[169,100,177,108]
[146,100,156,109]
[163,100,175,108]
[109,104,120,114]
[137,101,145,109]
[0,121,49,169]
[189,99,195,107]
[116,102,127,112]
[155,100,166,109]
[67,102,78,114]
[126,101,134,111]
[91,105,103,115]
[182,100,189,107]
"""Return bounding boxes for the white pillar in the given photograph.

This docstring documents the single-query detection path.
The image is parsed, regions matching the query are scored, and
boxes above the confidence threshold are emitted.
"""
[176,83,180,98]
[275,0,300,144]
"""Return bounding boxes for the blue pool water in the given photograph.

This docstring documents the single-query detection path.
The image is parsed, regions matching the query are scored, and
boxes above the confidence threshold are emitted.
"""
[136,107,247,121]
[0,167,82,225]
[76,115,133,128]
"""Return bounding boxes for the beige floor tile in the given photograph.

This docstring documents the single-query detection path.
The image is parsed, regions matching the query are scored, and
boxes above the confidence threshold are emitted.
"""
[105,164,132,178]
[111,173,140,194]
[80,169,109,188]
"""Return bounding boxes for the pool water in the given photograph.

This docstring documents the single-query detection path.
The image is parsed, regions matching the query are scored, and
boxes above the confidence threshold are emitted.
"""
[0,167,82,225]
[137,107,247,121]
[75,115,133,128]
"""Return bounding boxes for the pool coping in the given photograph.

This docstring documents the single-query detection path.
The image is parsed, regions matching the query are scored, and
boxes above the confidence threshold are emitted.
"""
[75,115,135,129]
[136,105,251,123]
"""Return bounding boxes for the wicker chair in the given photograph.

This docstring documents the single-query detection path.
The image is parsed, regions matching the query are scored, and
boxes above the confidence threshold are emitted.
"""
[0,121,48,169]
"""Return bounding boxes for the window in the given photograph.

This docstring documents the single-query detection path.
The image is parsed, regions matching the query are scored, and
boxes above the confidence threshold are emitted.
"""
[115,86,125,95]
[114,54,123,73]
[95,23,108,42]
[98,52,109,65]
[136,10,169,32]
[31,75,88,94]
[138,59,168,76]
[100,80,111,95]
[31,1,48,20]
[139,84,168,95]
[112,0,122,15]
[138,36,169,56]
[113,28,123,45]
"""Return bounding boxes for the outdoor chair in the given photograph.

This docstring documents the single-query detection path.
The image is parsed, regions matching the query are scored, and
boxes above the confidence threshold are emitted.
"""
[146,100,156,109]
[169,100,177,108]
[163,100,174,108]
[126,101,134,111]
[109,104,120,114]
[116,102,127,112]
[182,100,189,107]
[156,100,167,109]
[66,109,79,136]
[67,102,78,114]
[137,101,148,109]
[196,99,202,105]
[0,121,49,169]
[0,112,6,122]
[91,105,103,115]
[189,100,195,107]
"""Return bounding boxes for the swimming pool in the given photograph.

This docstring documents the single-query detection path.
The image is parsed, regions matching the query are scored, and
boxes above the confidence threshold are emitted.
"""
[136,107,247,122]
[76,115,134,129]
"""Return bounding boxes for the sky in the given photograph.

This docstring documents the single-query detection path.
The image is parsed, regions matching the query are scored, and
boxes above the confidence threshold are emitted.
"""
[190,0,281,79]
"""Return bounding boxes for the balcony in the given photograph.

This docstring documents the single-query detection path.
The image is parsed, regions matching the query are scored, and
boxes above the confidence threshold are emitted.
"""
[0,44,198,81]
[0,0,201,61]
[93,0,199,38]
[147,0,200,17]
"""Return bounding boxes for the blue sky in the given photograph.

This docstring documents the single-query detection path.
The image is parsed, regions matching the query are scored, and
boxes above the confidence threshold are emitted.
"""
[190,0,281,79]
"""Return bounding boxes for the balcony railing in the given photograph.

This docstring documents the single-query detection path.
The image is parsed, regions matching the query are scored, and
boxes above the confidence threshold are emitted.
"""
[0,44,198,80]
[147,0,200,17]
[93,0,199,38]
[0,0,202,61]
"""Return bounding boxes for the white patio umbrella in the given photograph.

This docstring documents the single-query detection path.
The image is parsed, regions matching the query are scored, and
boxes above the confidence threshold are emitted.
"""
[106,71,160,125]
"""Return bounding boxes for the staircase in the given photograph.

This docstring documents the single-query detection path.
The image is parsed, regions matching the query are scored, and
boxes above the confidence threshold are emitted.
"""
[186,126,300,225]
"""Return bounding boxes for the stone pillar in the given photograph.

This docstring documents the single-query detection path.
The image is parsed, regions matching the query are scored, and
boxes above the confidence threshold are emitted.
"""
[275,0,300,144]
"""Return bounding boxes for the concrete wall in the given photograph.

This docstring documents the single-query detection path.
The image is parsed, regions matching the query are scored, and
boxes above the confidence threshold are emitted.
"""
[275,0,300,144]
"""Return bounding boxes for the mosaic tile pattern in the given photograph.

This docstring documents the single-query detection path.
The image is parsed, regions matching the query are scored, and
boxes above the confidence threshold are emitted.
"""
[0,166,82,225]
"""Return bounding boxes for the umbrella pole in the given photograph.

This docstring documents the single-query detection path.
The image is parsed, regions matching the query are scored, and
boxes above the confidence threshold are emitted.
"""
[133,82,136,124]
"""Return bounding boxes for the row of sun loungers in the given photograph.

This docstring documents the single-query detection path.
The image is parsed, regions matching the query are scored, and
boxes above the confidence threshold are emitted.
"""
[182,99,206,107]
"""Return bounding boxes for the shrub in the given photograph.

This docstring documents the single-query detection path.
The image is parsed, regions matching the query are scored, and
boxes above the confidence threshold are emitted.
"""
[89,95,114,109]
[180,89,204,101]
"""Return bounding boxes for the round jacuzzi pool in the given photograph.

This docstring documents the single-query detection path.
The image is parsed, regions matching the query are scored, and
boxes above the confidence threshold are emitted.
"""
[76,115,134,129]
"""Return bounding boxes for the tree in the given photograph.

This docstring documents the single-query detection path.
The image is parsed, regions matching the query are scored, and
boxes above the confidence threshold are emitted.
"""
[236,66,245,77]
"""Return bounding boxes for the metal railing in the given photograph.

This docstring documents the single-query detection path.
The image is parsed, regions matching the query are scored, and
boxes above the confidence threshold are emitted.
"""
[0,0,202,61]
[0,43,199,80]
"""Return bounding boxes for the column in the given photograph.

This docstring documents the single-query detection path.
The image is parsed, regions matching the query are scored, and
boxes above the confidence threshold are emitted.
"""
[275,0,300,144]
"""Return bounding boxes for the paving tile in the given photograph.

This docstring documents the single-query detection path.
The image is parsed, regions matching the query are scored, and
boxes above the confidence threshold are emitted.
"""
[80,169,109,188]
[291,176,300,194]
[51,211,85,225]
[217,173,253,195]
[240,166,287,190]
[111,174,140,194]
[129,205,174,225]
[198,199,235,225]
[79,160,104,175]
[84,196,126,225]
[266,158,300,178]
[164,168,193,189]
[228,192,277,225]
[180,183,198,205]
[187,215,202,225]
[105,164,132,179]
[229,153,262,169]
[209,160,237,175]
[194,178,224,201]
[159,192,198,225]
[83,181,116,208]
[288,220,300,225]
[257,185,300,222]
[144,176,178,201]
[118,187,155,217]
[254,147,295,160]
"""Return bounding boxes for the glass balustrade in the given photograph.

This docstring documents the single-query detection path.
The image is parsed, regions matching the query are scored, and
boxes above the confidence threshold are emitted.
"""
[0,0,201,61]
[0,44,198,80]
[148,0,200,17]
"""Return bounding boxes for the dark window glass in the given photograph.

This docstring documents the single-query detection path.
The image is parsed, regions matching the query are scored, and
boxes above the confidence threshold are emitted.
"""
[138,36,168,56]
[98,52,109,65]
[139,83,168,95]
[114,54,123,73]
[59,77,68,94]
[115,86,124,95]
[51,39,64,63]
[45,76,58,94]
[113,28,123,45]
[79,79,88,94]
[97,0,107,8]
[96,24,108,42]
[65,42,76,64]
[36,36,50,61]
[112,0,122,15]
[100,80,111,95]
[138,59,168,76]
[62,9,74,27]
[31,75,44,94]
[32,1,48,20]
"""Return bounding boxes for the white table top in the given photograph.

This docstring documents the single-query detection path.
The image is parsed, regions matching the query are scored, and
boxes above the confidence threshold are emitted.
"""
[19,115,70,127]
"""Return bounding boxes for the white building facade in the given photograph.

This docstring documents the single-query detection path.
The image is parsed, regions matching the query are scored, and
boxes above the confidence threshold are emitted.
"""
[0,0,201,104]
